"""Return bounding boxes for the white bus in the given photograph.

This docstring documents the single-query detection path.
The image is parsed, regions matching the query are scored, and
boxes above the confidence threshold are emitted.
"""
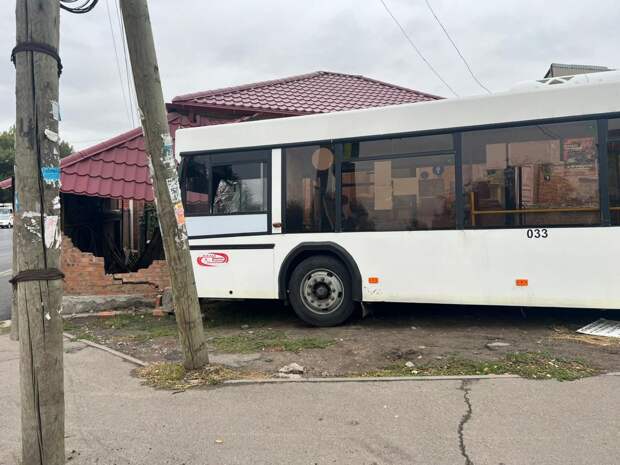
[176,71,620,326]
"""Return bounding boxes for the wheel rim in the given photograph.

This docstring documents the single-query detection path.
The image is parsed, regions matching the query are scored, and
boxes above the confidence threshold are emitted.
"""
[299,268,344,315]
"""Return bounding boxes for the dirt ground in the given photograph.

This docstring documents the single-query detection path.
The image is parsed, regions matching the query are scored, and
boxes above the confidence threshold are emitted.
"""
[64,301,620,379]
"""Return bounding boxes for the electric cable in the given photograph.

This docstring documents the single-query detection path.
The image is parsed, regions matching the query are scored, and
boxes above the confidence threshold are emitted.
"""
[105,0,133,127]
[423,0,491,94]
[378,0,458,97]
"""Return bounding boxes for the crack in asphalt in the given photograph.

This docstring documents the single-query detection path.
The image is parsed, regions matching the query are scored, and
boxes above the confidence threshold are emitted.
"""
[458,380,474,465]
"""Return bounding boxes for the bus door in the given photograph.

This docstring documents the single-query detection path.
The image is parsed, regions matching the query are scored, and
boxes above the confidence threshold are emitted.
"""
[182,149,277,299]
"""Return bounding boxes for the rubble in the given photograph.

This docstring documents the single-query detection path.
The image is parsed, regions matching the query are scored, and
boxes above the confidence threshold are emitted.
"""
[278,362,304,374]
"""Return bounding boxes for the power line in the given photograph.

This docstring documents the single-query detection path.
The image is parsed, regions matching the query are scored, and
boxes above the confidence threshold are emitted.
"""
[378,0,458,97]
[114,0,139,127]
[105,0,133,127]
[423,0,491,94]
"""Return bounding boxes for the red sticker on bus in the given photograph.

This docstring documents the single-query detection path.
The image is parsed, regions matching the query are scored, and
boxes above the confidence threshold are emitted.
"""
[197,252,229,267]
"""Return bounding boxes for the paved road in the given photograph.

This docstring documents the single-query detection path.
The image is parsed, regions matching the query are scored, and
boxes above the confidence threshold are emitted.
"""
[0,228,11,321]
[1,336,619,465]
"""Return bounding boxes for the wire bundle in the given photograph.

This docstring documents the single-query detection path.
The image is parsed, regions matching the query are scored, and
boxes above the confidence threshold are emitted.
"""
[59,0,99,14]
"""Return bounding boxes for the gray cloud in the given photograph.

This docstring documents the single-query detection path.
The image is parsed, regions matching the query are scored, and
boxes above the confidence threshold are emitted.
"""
[1,0,618,149]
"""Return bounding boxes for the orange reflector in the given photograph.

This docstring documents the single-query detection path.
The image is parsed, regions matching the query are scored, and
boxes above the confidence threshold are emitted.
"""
[368,277,379,284]
[516,279,528,287]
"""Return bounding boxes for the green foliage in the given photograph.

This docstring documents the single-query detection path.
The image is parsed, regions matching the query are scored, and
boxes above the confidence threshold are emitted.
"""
[212,329,333,353]
[360,352,599,382]
[0,127,16,184]
[0,125,75,182]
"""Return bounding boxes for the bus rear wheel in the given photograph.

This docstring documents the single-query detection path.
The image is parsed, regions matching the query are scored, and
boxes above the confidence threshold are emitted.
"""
[288,255,354,327]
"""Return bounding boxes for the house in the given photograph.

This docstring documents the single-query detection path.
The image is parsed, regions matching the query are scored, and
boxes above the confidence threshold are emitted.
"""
[544,63,613,78]
[1,71,440,308]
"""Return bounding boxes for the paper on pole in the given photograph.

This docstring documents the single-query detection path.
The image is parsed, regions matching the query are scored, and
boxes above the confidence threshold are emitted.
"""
[576,318,620,339]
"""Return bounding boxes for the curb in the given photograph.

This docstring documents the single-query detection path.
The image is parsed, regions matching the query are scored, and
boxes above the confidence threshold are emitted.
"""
[63,332,148,367]
[223,373,521,385]
[62,309,155,320]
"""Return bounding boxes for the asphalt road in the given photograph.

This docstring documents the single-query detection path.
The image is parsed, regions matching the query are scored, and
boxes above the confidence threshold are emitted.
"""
[0,228,11,321]
[1,336,619,465]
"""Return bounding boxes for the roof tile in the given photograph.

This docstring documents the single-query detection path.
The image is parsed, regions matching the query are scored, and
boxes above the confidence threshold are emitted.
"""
[172,71,440,114]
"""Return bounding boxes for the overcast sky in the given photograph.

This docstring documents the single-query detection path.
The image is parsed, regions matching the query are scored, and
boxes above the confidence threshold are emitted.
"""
[1,0,618,150]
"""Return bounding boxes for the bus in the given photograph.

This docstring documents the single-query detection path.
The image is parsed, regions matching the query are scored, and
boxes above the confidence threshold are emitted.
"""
[176,71,620,326]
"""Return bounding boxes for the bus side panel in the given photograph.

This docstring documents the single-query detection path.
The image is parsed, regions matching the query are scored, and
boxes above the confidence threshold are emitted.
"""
[191,247,276,299]
[331,228,620,309]
[191,227,620,310]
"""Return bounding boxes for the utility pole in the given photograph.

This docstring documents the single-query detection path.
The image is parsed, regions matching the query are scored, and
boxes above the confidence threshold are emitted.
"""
[14,0,65,464]
[119,0,209,369]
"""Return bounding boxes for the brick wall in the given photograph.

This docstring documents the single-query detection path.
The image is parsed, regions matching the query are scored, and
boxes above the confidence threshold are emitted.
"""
[61,235,170,297]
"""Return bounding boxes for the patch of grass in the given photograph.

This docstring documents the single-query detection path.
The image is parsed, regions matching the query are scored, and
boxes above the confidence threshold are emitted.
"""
[63,320,98,342]
[212,329,333,353]
[360,352,599,382]
[0,325,10,336]
[137,362,264,390]
[64,314,178,342]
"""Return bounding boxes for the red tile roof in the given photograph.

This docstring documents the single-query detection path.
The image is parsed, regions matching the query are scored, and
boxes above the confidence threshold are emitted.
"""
[1,72,441,200]
[60,113,228,202]
[173,71,440,114]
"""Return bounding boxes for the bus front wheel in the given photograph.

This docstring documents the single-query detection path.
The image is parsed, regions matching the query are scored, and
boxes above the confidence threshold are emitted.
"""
[288,255,354,327]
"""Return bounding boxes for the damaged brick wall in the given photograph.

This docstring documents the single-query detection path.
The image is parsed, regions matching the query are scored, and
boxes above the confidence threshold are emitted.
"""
[61,235,170,297]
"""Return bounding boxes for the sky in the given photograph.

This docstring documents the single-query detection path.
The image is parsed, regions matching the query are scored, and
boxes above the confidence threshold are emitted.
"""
[0,0,618,150]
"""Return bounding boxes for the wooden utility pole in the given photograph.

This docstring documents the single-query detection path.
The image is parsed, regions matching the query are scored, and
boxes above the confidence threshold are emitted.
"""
[119,0,209,369]
[14,0,65,464]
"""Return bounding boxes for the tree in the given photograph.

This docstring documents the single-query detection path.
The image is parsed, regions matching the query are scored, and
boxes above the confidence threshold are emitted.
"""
[0,126,73,177]
[0,127,17,183]
[0,126,73,202]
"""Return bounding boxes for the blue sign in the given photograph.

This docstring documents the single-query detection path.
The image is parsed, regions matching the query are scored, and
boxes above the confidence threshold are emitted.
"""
[41,167,61,183]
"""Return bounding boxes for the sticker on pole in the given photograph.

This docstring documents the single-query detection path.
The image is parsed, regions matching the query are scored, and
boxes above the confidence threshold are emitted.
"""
[161,133,175,169]
[173,202,185,226]
[167,178,182,204]
[41,167,61,184]
[197,252,229,267]
[44,215,60,249]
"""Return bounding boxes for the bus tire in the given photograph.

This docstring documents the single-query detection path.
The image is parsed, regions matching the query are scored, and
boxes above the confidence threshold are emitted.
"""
[288,255,354,327]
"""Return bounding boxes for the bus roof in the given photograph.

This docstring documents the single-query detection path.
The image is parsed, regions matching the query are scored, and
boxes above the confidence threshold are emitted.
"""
[176,70,620,154]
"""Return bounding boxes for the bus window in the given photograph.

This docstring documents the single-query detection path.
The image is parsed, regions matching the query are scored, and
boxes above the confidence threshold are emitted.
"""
[462,120,600,227]
[284,145,336,233]
[183,155,210,215]
[608,118,620,225]
[211,162,267,214]
[341,154,456,231]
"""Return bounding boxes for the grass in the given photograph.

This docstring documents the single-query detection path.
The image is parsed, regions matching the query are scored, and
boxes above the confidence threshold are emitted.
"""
[360,352,599,381]
[137,362,265,390]
[63,314,178,342]
[0,325,10,336]
[211,329,333,353]
[63,320,98,342]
